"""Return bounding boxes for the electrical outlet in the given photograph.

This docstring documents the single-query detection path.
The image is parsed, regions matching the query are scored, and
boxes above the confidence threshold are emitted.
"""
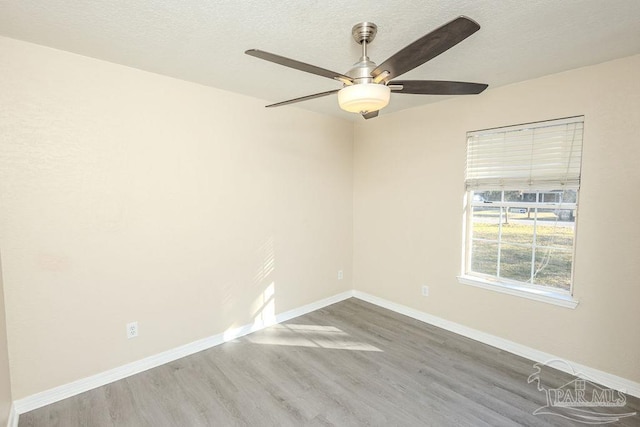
[421,285,429,297]
[338,270,344,280]
[126,321,138,339]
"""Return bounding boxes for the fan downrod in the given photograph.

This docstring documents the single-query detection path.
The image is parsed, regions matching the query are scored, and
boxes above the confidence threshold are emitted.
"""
[351,22,378,45]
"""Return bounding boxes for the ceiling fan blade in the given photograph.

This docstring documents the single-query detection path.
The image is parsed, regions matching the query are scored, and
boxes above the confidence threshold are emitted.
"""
[372,16,480,81]
[390,80,488,95]
[362,111,379,120]
[265,90,339,108]
[245,49,353,84]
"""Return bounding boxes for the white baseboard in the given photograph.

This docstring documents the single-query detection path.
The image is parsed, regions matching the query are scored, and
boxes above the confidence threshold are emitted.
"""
[11,288,639,418]
[352,290,640,399]
[6,403,17,427]
[12,290,354,415]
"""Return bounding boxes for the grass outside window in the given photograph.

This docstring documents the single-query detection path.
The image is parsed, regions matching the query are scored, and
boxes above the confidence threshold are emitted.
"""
[467,191,577,292]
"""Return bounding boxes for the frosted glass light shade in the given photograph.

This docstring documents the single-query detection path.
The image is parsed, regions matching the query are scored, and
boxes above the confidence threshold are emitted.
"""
[338,84,391,113]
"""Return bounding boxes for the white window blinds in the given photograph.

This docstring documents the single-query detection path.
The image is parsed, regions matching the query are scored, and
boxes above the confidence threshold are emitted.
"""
[465,116,584,191]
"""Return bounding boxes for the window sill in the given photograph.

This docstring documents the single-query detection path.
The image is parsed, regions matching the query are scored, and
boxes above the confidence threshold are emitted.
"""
[457,275,579,309]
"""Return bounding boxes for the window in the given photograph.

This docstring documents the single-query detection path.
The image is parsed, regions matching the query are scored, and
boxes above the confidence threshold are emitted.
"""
[460,117,583,308]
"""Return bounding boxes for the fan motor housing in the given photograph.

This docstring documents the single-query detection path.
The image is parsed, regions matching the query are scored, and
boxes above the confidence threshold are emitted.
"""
[346,58,377,83]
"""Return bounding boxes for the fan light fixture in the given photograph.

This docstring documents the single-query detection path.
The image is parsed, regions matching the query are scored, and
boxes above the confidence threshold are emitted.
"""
[338,83,390,113]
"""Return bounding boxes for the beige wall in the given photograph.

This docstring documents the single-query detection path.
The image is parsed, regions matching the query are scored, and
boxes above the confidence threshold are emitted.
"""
[0,36,353,399]
[0,254,13,424]
[1,32,638,402]
[354,54,640,383]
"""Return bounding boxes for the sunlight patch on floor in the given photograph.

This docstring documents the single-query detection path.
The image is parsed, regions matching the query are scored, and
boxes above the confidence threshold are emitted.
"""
[246,323,383,352]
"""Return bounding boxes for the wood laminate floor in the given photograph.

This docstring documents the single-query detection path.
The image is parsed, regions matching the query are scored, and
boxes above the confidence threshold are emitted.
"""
[19,298,640,426]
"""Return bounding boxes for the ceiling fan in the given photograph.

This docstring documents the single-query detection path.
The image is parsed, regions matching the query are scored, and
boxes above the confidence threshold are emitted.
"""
[245,16,488,119]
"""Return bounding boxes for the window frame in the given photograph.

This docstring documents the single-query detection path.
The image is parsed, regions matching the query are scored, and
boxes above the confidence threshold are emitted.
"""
[459,118,583,309]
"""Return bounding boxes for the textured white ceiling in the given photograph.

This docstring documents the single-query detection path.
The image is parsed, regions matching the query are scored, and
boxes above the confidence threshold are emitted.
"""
[1,0,639,120]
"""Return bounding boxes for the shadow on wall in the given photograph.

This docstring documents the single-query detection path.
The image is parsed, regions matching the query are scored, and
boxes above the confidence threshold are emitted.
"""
[222,235,276,340]
[217,236,376,352]
[251,235,276,328]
